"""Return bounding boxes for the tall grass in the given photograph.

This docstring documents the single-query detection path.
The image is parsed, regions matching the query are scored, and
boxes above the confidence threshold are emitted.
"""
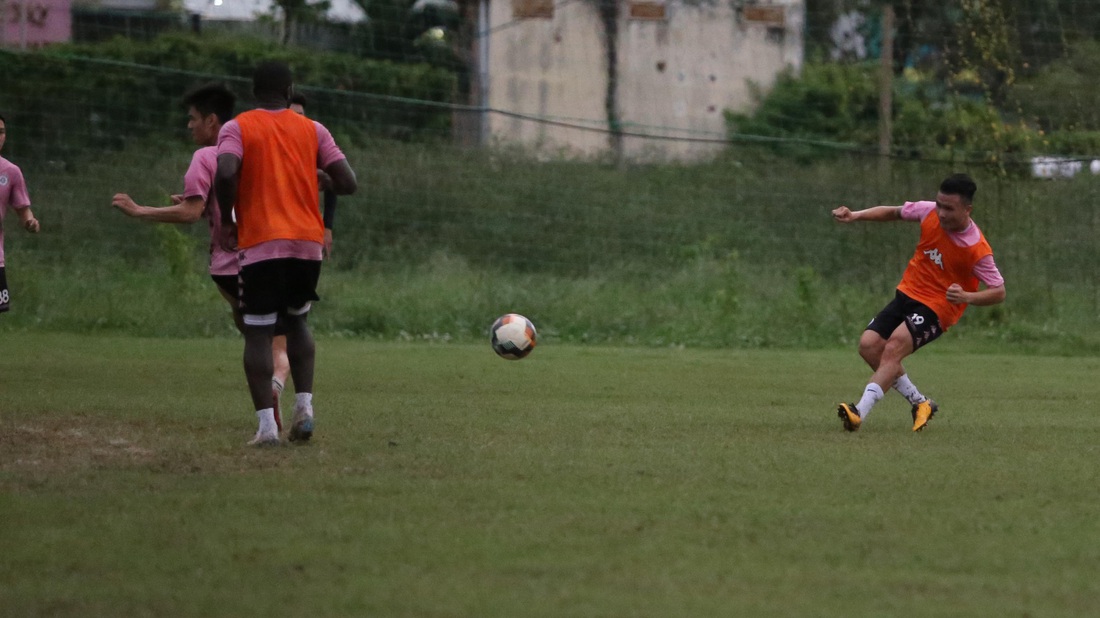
[4,138,1100,352]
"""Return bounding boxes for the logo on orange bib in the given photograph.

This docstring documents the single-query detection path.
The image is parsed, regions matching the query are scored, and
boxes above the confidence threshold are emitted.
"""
[923,248,944,269]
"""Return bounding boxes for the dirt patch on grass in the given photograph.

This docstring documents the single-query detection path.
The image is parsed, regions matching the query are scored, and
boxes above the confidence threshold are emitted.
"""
[1,416,303,486]
[1,418,158,475]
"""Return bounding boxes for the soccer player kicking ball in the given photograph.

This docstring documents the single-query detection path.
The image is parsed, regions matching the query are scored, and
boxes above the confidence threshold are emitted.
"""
[215,61,357,447]
[831,174,1006,432]
[0,113,41,315]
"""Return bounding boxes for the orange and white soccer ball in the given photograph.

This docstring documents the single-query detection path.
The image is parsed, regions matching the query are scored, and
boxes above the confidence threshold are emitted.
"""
[490,313,537,360]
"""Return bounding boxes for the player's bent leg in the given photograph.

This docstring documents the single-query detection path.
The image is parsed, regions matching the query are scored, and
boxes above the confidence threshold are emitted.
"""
[271,335,290,432]
[857,329,887,370]
[838,330,887,432]
[870,325,914,393]
[212,275,246,333]
[272,335,291,387]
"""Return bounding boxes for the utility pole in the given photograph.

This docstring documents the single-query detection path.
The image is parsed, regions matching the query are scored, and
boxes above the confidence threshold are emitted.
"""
[878,3,894,173]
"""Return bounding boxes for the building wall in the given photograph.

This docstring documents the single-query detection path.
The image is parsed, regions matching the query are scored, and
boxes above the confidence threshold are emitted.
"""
[1,0,72,48]
[485,0,608,158]
[484,0,804,161]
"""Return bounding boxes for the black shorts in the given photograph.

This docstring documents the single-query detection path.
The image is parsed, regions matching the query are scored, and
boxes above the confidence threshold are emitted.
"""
[213,273,290,335]
[211,274,239,302]
[238,258,321,327]
[866,290,943,351]
[0,267,9,313]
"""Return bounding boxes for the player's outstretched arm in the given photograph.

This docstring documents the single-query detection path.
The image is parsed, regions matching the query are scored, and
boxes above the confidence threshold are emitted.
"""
[16,206,39,233]
[112,193,204,223]
[832,205,902,223]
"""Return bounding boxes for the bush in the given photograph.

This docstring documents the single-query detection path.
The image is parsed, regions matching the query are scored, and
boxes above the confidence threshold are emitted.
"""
[1039,130,1100,156]
[725,62,879,160]
[0,33,455,163]
[726,61,1050,164]
[1010,41,1100,133]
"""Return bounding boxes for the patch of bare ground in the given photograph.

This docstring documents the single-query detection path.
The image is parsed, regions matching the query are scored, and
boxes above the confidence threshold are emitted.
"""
[1,416,301,487]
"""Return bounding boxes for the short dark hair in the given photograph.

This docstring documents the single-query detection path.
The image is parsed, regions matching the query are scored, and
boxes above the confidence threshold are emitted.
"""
[289,92,307,107]
[253,61,293,100]
[940,173,977,203]
[183,82,235,125]
[0,112,6,124]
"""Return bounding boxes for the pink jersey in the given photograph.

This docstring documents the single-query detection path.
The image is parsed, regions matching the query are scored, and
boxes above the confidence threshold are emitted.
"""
[0,156,31,268]
[217,112,345,266]
[183,146,237,276]
[900,200,1004,288]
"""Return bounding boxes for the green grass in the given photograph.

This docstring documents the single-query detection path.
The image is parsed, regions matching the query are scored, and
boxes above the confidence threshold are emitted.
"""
[2,333,1098,616]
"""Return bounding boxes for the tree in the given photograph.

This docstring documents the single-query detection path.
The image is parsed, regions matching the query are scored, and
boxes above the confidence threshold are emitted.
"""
[271,0,333,45]
[593,0,622,164]
[350,0,459,62]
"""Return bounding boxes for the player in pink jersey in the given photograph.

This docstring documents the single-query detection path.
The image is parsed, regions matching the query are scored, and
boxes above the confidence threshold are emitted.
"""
[110,84,293,431]
[0,112,42,314]
[831,174,1006,433]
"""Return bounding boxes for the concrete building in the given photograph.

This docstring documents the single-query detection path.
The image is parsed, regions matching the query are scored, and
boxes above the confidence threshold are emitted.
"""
[1,0,72,47]
[470,0,804,161]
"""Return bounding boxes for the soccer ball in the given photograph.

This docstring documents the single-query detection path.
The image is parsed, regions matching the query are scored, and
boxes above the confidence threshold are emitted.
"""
[490,313,537,360]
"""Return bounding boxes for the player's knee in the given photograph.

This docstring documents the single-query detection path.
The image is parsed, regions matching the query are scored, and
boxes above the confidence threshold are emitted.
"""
[858,332,884,357]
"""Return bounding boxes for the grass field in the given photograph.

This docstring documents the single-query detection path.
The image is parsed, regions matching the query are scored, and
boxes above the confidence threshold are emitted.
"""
[2,332,1099,616]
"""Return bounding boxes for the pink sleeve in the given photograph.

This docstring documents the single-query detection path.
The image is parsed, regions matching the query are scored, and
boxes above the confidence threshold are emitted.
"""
[973,255,1004,288]
[216,120,244,159]
[182,147,216,200]
[6,167,30,208]
[313,121,345,168]
[14,171,29,207]
[899,200,935,221]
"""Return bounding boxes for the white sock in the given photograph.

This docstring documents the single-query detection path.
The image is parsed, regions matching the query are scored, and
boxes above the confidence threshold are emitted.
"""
[295,392,313,415]
[256,408,278,435]
[272,377,285,395]
[893,374,925,405]
[855,383,884,418]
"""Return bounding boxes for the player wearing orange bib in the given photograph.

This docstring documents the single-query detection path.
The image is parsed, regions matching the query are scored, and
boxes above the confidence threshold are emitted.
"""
[830,174,1006,433]
[215,61,357,447]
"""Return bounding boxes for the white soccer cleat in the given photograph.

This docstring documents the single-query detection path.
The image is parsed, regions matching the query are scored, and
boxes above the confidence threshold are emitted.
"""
[247,430,280,447]
[288,408,314,443]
